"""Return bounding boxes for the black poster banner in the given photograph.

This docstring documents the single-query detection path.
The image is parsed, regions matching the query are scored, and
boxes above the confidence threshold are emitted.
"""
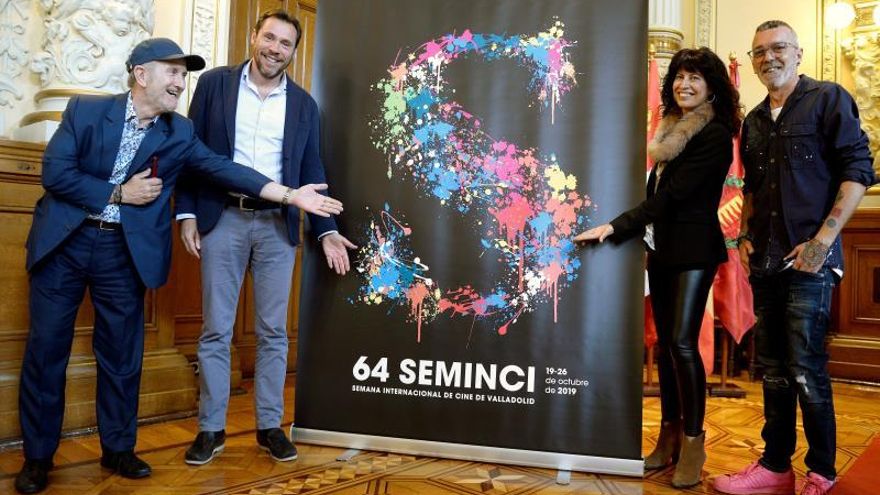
[296,0,647,474]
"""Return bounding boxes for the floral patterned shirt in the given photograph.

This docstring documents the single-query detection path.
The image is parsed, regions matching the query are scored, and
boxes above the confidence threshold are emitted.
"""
[89,92,158,223]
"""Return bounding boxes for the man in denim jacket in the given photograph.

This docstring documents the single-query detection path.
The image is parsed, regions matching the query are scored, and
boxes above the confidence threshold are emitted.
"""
[714,20,876,495]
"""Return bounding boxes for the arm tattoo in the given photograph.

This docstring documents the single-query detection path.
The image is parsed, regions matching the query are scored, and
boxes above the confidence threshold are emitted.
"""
[802,238,830,269]
[823,193,845,230]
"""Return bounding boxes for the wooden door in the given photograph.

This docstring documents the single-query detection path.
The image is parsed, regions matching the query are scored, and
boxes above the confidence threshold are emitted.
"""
[829,206,880,383]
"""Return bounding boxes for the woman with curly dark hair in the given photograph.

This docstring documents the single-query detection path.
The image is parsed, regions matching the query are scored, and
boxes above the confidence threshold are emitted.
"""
[574,46,742,488]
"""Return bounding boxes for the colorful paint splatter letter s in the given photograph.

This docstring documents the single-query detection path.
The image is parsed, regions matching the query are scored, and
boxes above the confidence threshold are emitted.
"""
[354,21,595,342]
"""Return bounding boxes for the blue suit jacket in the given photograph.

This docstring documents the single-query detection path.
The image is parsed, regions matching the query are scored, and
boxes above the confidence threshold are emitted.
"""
[26,93,272,288]
[174,62,337,243]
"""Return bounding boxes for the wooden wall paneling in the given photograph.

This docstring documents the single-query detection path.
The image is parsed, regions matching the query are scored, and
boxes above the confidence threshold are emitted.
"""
[166,226,204,359]
[292,1,317,91]
[227,0,253,67]
[829,207,880,383]
[0,139,196,442]
[0,139,44,373]
[228,0,289,68]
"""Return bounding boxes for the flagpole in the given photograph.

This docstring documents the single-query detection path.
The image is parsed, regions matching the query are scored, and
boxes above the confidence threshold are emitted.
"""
[708,51,748,398]
[644,43,660,398]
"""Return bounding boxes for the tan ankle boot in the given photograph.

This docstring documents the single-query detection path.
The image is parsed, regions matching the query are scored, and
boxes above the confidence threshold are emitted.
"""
[644,420,681,470]
[672,431,706,488]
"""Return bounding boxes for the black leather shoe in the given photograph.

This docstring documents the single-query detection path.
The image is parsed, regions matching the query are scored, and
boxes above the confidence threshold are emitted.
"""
[256,428,297,461]
[185,430,226,465]
[100,450,152,479]
[14,459,52,494]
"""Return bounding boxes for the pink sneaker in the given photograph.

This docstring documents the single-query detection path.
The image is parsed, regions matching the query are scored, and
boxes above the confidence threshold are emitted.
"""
[797,472,834,495]
[713,461,795,495]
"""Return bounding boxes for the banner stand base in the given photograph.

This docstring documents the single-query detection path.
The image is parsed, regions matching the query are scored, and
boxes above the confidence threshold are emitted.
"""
[293,428,644,477]
[336,448,362,461]
[556,470,571,485]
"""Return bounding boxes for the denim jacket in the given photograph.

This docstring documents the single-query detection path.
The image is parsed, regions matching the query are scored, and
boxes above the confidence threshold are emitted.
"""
[741,76,876,276]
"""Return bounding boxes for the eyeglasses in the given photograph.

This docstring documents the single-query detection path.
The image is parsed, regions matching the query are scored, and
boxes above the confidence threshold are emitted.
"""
[747,42,798,60]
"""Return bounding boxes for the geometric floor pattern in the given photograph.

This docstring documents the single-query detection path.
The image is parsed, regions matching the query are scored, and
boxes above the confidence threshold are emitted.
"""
[1,377,879,494]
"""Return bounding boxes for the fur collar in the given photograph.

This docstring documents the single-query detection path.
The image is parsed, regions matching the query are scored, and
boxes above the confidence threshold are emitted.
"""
[648,103,715,164]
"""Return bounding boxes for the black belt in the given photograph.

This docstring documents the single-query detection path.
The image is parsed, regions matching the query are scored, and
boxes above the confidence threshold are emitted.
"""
[83,218,122,231]
[226,196,280,211]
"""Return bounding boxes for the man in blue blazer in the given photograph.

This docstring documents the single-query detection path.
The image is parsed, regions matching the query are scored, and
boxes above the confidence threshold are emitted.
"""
[15,38,343,494]
[175,9,355,466]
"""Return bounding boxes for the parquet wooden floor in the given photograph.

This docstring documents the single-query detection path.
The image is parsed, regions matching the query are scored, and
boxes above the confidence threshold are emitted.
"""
[1,375,879,494]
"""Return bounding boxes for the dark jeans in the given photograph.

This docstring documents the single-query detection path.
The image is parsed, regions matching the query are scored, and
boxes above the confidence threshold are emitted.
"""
[20,225,145,460]
[752,268,837,480]
[648,260,717,437]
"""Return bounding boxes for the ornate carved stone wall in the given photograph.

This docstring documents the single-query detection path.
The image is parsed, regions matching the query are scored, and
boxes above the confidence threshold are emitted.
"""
[15,0,155,142]
[31,0,154,92]
[841,3,880,177]
[695,0,712,48]
[0,0,29,109]
[188,0,217,92]
[183,0,229,102]
[0,0,228,141]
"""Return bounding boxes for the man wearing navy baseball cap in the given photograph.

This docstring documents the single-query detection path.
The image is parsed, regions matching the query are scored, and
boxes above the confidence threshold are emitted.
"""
[14,37,344,494]
[125,37,207,72]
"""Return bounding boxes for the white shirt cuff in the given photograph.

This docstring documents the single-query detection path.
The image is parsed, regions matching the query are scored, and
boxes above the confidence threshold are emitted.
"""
[176,213,196,221]
[318,230,338,240]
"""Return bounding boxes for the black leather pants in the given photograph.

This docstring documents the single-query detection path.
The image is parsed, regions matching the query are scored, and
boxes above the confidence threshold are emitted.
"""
[648,260,717,437]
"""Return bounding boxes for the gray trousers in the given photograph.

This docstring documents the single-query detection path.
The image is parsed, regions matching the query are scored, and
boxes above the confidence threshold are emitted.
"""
[197,207,296,431]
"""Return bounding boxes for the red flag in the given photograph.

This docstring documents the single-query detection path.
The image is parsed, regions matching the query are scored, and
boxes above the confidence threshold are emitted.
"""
[711,55,755,344]
[644,54,662,348]
[728,56,741,89]
[646,56,662,172]
[644,294,656,347]
[699,297,715,374]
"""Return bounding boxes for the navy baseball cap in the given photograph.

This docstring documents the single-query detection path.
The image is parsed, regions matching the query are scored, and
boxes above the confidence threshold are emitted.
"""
[126,38,206,72]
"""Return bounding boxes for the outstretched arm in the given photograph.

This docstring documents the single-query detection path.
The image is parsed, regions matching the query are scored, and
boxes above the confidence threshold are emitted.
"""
[574,224,615,244]
[258,182,343,217]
